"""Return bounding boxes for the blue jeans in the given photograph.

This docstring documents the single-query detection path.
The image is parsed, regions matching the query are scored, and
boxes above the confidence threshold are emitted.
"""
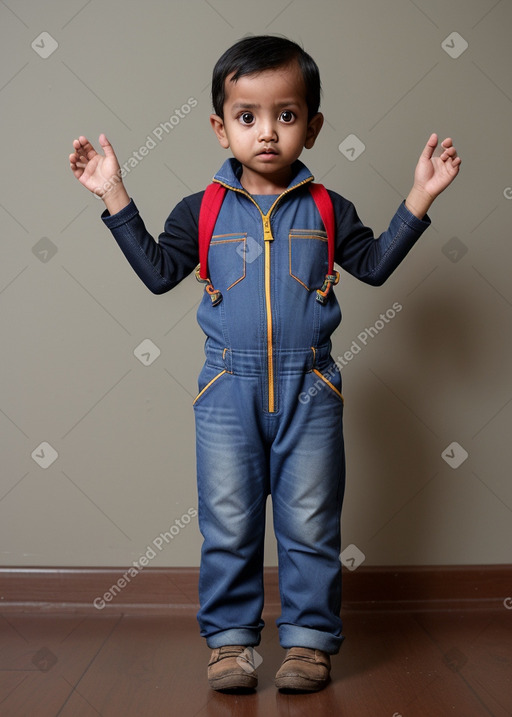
[193,342,345,654]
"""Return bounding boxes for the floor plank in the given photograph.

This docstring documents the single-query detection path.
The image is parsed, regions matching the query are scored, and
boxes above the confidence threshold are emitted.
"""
[414,609,512,716]
[0,607,510,716]
[0,614,121,717]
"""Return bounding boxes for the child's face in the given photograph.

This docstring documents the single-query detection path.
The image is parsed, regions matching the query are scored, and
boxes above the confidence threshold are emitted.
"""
[210,62,323,193]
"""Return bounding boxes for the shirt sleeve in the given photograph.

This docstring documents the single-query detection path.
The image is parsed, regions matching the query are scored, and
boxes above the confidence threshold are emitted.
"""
[100,191,204,294]
[328,190,431,286]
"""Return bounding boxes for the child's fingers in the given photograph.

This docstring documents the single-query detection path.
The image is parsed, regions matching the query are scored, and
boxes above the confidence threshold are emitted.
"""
[440,145,459,162]
[421,132,438,160]
[69,137,93,171]
[73,137,87,151]
[73,136,97,159]
[69,151,83,168]
[98,133,117,158]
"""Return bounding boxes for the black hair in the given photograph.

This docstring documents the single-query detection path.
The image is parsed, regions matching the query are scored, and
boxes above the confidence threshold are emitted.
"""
[211,35,321,120]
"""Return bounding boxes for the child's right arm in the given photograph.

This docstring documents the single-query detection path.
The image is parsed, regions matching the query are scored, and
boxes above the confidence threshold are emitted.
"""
[69,134,201,293]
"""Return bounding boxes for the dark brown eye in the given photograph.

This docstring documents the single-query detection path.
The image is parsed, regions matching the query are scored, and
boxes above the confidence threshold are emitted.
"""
[279,110,295,123]
[239,112,254,125]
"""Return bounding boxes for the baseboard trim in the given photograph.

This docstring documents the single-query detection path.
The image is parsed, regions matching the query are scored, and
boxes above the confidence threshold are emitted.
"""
[340,564,511,611]
[0,565,509,614]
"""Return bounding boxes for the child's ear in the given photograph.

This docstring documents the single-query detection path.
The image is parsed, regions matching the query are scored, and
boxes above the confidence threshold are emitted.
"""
[210,114,230,149]
[304,112,324,149]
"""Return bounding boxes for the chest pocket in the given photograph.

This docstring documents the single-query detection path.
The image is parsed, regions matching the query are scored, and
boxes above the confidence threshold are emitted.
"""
[289,229,329,291]
[209,233,247,290]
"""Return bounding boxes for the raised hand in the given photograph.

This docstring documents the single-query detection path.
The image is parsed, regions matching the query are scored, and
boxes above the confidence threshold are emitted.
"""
[414,133,461,199]
[69,134,129,213]
[405,133,461,218]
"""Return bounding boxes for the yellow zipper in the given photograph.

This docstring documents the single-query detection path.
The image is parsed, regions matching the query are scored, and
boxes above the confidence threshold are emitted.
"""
[264,231,274,411]
[212,177,312,412]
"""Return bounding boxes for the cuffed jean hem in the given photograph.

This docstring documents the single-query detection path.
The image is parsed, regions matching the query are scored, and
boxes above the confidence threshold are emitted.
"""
[205,628,262,649]
[279,624,344,654]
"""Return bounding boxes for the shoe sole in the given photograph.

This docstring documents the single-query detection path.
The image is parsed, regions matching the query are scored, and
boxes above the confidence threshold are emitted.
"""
[275,674,329,692]
[209,673,258,691]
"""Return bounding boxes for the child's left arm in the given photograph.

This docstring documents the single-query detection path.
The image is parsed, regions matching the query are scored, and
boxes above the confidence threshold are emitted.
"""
[405,133,461,219]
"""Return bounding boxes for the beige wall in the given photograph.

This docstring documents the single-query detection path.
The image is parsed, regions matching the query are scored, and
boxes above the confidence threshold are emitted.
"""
[1,0,511,568]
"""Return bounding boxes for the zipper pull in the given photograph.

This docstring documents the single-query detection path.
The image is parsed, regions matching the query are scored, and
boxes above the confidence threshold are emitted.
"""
[263,216,274,242]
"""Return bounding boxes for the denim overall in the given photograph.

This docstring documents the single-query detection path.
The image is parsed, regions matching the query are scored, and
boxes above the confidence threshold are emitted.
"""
[193,159,345,653]
[102,156,430,652]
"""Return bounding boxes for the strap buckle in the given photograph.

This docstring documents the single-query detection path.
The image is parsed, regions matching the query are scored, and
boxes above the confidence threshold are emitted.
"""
[316,271,340,304]
[195,264,222,305]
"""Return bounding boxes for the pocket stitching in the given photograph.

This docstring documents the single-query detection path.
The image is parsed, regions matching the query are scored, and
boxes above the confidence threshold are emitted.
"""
[312,368,344,403]
[209,234,247,291]
[193,369,228,405]
[289,231,329,291]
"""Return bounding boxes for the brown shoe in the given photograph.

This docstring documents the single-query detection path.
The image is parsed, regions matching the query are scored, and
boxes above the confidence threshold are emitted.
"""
[207,645,258,691]
[275,647,331,692]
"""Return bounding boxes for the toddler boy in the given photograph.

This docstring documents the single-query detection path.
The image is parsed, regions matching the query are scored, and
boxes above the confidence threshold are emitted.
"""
[69,35,460,692]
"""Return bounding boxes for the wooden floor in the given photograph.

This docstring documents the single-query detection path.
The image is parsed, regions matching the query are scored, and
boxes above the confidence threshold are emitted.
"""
[0,605,510,717]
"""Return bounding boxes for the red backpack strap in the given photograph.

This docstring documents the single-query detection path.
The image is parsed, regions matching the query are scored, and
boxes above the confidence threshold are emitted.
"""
[308,182,334,275]
[198,182,227,281]
[308,182,339,304]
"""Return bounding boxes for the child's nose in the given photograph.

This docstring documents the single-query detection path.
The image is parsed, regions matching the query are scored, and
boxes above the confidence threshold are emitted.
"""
[258,121,277,142]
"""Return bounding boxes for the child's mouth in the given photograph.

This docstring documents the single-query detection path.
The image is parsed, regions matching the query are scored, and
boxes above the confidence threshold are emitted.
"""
[258,148,278,157]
